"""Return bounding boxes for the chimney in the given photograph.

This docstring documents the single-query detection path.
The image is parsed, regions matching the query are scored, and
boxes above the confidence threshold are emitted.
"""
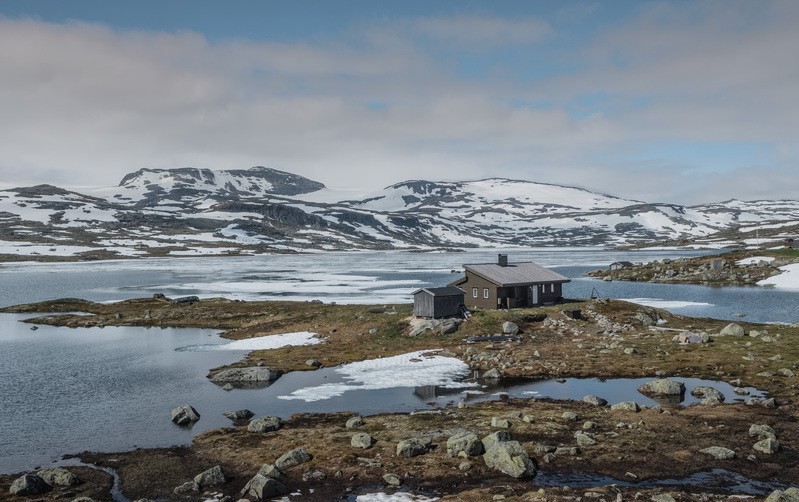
[498,254,508,267]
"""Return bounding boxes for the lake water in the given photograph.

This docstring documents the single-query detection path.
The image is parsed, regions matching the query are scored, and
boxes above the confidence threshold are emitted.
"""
[0,249,795,474]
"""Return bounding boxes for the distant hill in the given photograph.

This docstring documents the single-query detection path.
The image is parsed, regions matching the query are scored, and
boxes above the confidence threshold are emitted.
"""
[1,166,798,260]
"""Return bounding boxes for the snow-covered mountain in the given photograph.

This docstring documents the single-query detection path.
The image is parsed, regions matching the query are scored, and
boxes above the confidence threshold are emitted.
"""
[2,167,799,259]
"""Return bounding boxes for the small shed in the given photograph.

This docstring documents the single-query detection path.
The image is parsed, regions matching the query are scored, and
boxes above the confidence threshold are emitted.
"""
[610,261,633,270]
[412,287,465,318]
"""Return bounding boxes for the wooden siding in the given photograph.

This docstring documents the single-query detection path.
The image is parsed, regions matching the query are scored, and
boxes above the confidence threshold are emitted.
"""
[413,291,464,318]
[453,271,564,310]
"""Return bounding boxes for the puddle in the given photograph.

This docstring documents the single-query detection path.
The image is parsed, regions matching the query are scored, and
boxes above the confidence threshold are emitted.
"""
[535,468,786,495]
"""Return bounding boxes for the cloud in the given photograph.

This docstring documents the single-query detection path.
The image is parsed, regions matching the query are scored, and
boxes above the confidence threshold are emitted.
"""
[0,3,797,206]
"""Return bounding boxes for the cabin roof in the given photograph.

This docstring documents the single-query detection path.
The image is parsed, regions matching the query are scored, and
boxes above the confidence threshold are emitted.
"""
[462,262,570,287]
[411,286,465,297]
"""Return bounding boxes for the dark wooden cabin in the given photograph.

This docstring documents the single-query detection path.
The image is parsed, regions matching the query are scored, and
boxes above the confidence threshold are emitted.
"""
[449,254,569,310]
[412,287,465,318]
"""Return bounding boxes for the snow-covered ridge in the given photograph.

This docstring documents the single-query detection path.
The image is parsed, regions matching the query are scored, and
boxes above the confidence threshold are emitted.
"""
[2,166,799,257]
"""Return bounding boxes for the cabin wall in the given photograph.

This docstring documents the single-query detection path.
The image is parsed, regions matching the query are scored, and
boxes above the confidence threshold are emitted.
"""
[459,273,500,309]
[414,292,465,317]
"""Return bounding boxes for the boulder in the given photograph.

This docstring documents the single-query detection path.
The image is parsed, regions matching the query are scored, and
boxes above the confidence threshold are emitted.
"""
[754,438,780,454]
[223,409,254,423]
[611,401,640,412]
[583,395,608,407]
[257,463,284,480]
[302,469,326,482]
[440,319,459,335]
[210,367,283,383]
[241,474,288,500]
[446,431,485,457]
[483,368,502,380]
[194,465,226,486]
[562,411,579,422]
[502,321,520,335]
[483,441,536,478]
[305,359,321,368]
[170,405,200,426]
[699,446,736,460]
[247,416,282,433]
[575,432,597,447]
[351,433,375,449]
[409,320,440,337]
[37,467,79,486]
[346,416,364,428]
[482,431,512,450]
[275,447,313,470]
[9,474,50,496]
[637,378,685,397]
[719,323,745,337]
[635,311,657,327]
[764,488,799,502]
[396,437,432,457]
[491,417,511,428]
[691,386,724,403]
[749,424,777,440]
[383,473,402,487]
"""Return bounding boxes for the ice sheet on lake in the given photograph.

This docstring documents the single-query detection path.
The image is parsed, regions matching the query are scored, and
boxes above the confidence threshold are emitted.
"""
[279,350,475,402]
[178,331,322,351]
[622,298,713,309]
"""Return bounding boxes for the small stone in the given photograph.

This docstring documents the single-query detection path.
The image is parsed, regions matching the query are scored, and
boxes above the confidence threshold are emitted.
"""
[583,421,598,430]
[275,447,313,470]
[555,446,580,456]
[624,347,638,355]
[223,409,255,423]
[583,395,608,406]
[777,368,795,377]
[383,473,402,486]
[396,437,432,457]
[699,446,736,460]
[346,416,364,428]
[753,437,780,454]
[575,433,597,447]
[37,468,79,486]
[173,481,200,495]
[651,494,676,502]
[351,433,375,449]
[483,441,536,478]
[749,424,777,440]
[241,474,288,499]
[719,323,745,337]
[306,359,321,368]
[502,321,520,335]
[194,465,226,486]
[222,383,234,391]
[482,431,512,451]
[170,405,200,426]
[562,411,579,422]
[302,469,326,482]
[447,431,485,457]
[458,461,473,471]
[484,368,502,379]
[491,417,511,428]
[9,474,50,496]
[611,401,640,412]
[247,416,282,433]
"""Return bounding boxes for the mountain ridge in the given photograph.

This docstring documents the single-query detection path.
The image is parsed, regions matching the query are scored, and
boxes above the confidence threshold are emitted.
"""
[1,166,798,260]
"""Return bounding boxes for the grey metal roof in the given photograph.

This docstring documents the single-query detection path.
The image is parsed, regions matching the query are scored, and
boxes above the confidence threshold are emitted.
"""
[463,262,570,287]
[411,287,465,296]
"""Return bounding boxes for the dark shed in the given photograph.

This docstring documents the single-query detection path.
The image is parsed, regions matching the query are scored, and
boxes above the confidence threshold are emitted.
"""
[412,287,465,318]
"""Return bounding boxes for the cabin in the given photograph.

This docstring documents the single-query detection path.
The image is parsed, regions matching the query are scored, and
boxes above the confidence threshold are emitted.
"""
[412,287,465,318]
[609,261,633,270]
[449,254,570,310]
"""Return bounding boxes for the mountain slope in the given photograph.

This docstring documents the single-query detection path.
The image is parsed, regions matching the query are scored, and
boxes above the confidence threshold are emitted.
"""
[2,167,799,259]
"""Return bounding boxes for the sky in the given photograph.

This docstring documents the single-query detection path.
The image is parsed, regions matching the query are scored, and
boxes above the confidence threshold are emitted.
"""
[0,0,798,205]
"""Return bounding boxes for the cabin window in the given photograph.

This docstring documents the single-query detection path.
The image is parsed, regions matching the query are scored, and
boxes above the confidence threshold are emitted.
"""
[483,288,489,299]
[472,288,478,298]
[549,284,555,293]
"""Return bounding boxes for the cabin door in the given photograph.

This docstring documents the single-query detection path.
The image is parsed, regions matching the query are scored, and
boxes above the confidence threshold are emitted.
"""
[530,285,538,305]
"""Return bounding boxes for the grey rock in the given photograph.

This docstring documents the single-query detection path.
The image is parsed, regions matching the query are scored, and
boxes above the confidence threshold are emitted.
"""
[9,474,50,496]
[211,367,282,383]
[241,474,288,500]
[624,347,638,355]
[383,473,402,487]
[491,417,511,428]
[749,424,777,440]
[635,312,657,327]
[583,395,608,406]
[483,441,536,478]
[753,437,780,454]
[535,443,557,454]
[440,319,459,335]
[351,433,375,449]
[409,320,440,337]
[699,446,736,460]
[396,437,432,457]
[651,495,677,502]
[458,461,473,471]
[583,421,598,430]
[555,447,580,456]
[247,416,282,433]
[446,431,484,457]
[257,463,284,481]
[223,409,255,423]
[482,430,512,451]
[691,386,724,402]
[37,467,79,486]
[194,465,226,486]
[346,416,364,428]
[275,447,313,470]
[302,469,326,482]
[638,378,685,397]
[764,487,799,502]
[778,368,796,377]
[71,498,97,502]
[222,383,234,391]
[562,411,579,421]
[610,401,640,412]
[483,368,502,380]
[171,405,200,426]
[305,359,321,368]
[502,321,520,335]
[575,432,597,447]
[719,323,745,337]
[173,481,200,495]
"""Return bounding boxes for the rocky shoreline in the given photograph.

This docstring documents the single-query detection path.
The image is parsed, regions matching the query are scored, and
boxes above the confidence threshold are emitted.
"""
[586,250,799,286]
[2,296,798,501]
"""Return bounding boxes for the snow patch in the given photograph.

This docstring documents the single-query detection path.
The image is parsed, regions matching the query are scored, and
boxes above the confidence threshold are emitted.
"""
[736,256,775,265]
[622,298,714,309]
[177,331,322,352]
[355,493,439,502]
[757,263,799,290]
[279,350,475,402]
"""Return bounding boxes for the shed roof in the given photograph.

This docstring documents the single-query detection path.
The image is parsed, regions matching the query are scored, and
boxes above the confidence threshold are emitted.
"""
[412,287,465,297]
[463,262,569,287]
